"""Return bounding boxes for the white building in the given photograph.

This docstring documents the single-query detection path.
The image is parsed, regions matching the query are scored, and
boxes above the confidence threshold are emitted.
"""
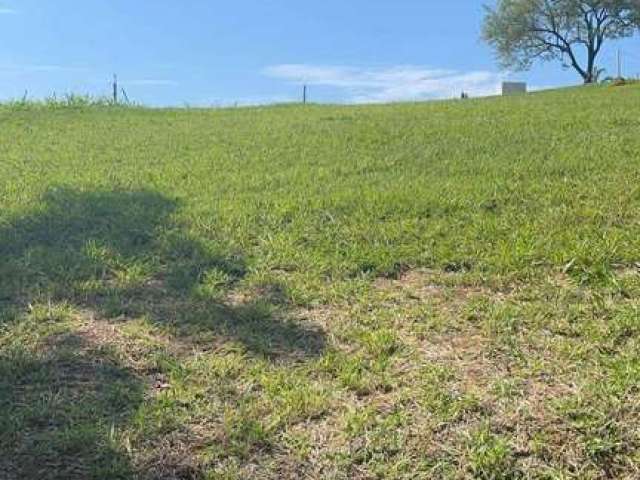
[502,82,527,96]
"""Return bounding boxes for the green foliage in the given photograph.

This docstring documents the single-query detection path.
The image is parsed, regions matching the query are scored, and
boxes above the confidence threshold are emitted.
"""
[4,93,126,110]
[466,427,516,479]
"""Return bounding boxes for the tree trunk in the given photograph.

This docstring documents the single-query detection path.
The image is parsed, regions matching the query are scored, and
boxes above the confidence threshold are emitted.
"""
[584,45,596,84]
[565,45,594,84]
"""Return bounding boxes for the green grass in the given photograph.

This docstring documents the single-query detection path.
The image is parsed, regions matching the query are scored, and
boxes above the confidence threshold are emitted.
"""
[1,84,640,479]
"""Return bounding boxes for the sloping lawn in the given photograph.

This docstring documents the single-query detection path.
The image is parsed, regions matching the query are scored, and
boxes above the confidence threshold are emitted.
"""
[1,84,640,479]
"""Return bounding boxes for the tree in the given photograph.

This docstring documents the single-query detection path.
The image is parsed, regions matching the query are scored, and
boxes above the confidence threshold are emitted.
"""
[482,0,640,83]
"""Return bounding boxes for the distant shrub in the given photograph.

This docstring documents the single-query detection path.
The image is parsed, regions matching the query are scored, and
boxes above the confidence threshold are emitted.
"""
[1,93,139,110]
[600,77,640,87]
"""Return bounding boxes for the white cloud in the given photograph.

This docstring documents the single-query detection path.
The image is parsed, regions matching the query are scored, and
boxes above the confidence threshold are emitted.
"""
[263,64,505,103]
[0,64,85,73]
[0,7,17,14]
[125,79,178,87]
[198,94,296,108]
[527,84,559,92]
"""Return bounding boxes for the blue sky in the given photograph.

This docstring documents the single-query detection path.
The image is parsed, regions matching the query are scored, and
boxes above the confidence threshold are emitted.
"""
[1,0,639,106]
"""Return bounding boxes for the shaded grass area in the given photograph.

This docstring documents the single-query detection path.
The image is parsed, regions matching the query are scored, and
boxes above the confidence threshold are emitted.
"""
[0,327,143,479]
[0,188,325,358]
[0,188,326,479]
[1,84,640,478]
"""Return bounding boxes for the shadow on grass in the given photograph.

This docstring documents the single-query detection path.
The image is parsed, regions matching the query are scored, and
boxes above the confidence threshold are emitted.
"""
[0,187,326,478]
[0,333,144,480]
[0,187,325,358]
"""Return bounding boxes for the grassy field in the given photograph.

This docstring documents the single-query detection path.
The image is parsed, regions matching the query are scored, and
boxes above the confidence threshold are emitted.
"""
[1,84,640,479]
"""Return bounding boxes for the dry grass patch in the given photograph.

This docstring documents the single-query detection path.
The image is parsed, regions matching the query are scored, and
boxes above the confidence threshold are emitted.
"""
[3,267,640,479]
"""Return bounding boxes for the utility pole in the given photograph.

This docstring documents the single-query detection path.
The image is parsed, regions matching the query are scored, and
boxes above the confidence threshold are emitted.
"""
[113,74,118,104]
[617,49,622,79]
[303,84,307,104]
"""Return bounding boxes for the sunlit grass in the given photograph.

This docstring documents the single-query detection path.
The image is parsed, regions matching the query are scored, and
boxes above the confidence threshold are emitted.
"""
[1,84,640,479]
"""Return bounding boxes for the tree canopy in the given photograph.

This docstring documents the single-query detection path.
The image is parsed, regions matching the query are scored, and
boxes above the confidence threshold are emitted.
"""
[483,0,640,83]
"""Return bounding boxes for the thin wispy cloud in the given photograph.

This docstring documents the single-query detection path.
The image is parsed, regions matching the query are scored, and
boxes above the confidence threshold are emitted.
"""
[0,7,17,14]
[125,79,179,87]
[200,94,296,108]
[0,64,86,73]
[264,64,505,103]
